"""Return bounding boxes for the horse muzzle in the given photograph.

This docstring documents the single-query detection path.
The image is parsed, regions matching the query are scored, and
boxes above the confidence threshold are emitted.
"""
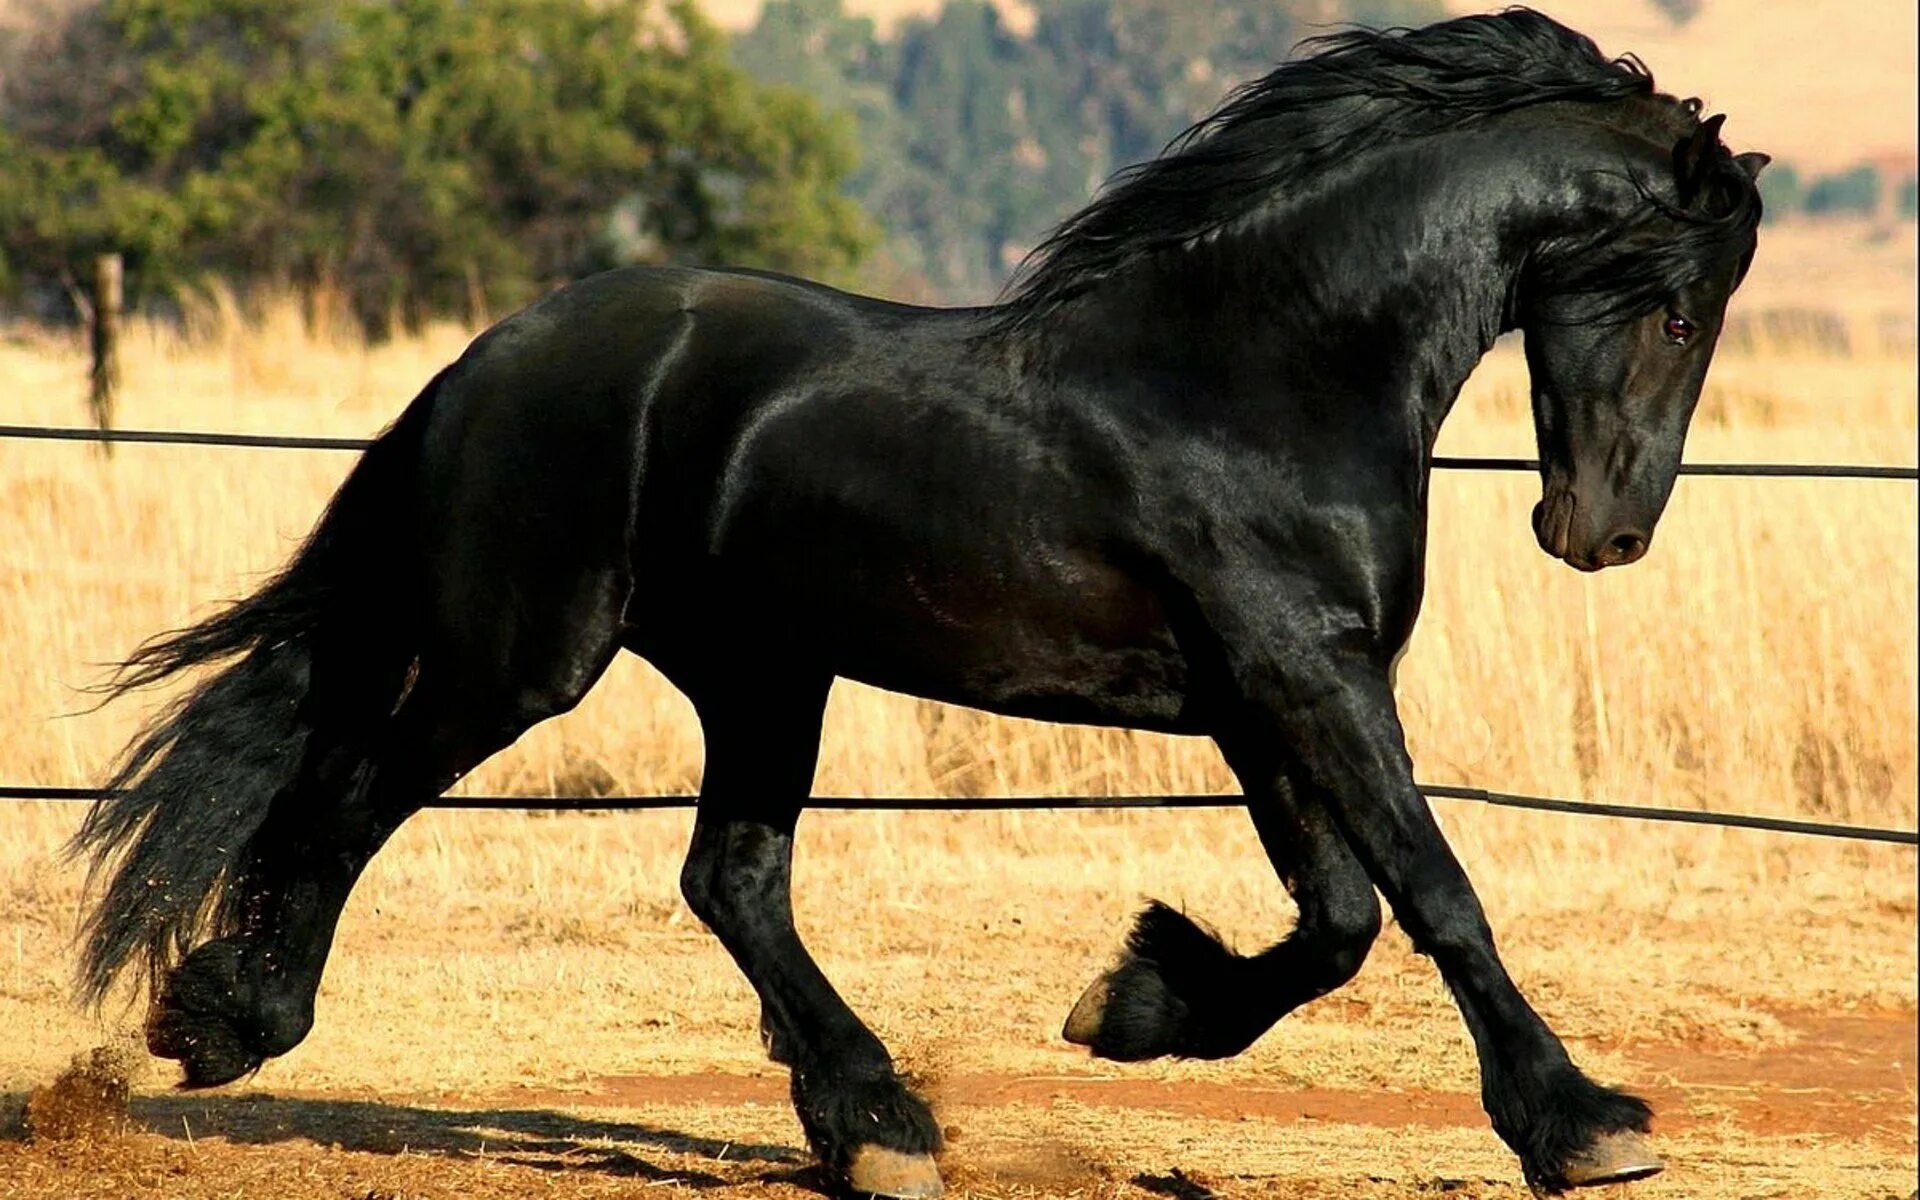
[1532,487,1651,572]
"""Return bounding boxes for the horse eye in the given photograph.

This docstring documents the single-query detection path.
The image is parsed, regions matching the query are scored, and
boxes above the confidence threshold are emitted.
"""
[1663,314,1696,345]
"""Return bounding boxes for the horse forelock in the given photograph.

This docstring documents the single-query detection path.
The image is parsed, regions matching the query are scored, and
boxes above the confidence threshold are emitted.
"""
[1526,129,1765,325]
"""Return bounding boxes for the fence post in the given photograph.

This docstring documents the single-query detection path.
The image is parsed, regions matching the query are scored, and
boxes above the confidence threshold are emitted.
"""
[88,252,122,442]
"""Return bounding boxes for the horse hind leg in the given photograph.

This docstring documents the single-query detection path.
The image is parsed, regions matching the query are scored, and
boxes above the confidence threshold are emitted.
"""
[148,582,625,1088]
[145,731,413,1086]
[1064,749,1381,1062]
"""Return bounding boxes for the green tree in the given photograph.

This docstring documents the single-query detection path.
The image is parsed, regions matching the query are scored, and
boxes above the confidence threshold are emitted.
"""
[739,0,1051,293]
[1649,0,1703,27]
[1804,165,1882,217]
[0,0,873,334]
[1756,160,1804,216]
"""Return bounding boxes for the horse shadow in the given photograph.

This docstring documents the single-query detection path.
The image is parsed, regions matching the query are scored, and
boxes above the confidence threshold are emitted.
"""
[115,1090,824,1192]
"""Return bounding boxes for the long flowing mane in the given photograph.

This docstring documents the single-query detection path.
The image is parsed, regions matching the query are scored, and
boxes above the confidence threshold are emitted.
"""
[994,8,1759,334]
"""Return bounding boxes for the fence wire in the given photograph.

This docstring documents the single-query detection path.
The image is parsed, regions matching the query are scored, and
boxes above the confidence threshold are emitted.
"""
[0,783,1914,844]
[3,422,1918,479]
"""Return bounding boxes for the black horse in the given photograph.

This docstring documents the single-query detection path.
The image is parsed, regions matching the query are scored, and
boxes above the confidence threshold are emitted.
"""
[75,10,1765,1197]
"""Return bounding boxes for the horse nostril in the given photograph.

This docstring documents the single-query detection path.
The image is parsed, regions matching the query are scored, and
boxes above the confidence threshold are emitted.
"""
[1605,530,1649,565]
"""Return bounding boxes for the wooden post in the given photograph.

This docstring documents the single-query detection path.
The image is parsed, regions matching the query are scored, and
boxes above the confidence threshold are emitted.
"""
[464,259,489,329]
[89,252,122,440]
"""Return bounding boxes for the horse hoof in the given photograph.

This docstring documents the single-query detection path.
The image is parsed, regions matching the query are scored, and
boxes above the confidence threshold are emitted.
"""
[1560,1130,1664,1189]
[1062,974,1111,1046]
[847,1146,944,1198]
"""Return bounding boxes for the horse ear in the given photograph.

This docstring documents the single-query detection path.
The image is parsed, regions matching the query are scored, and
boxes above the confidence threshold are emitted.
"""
[1673,113,1728,205]
[1734,151,1771,181]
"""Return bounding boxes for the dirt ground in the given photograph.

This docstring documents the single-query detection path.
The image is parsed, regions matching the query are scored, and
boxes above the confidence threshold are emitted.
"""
[3,809,1914,1200]
[1,1003,1913,1199]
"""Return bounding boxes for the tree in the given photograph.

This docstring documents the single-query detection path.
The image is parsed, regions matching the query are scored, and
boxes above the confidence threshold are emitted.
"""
[1649,0,1703,27]
[739,0,1044,294]
[1755,161,1803,216]
[1803,165,1882,217]
[0,0,874,334]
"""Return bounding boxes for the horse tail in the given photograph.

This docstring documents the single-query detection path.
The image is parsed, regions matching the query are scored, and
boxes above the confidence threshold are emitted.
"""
[71,371,445,1007]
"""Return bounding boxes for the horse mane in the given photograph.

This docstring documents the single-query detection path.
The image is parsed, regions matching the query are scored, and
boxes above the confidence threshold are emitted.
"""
[992,8,1760,335]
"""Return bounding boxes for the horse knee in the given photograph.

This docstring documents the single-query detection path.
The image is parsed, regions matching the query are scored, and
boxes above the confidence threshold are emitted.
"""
[1314,889,1382,986]
[680,832,779,932]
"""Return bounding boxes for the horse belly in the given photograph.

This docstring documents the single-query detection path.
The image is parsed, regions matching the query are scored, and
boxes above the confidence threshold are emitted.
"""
[826,546,1193,731]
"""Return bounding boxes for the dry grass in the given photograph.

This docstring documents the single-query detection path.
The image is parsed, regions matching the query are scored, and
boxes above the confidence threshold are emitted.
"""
[0,285,1914,1196]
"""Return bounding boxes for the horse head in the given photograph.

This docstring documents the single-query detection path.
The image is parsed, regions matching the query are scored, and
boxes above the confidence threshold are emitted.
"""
[1518,112,1767,570]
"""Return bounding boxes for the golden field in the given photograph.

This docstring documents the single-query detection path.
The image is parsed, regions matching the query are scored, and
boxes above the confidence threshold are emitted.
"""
[0,266,1914,1197]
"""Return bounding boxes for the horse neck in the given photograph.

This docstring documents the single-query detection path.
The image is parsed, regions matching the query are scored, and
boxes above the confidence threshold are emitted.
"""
[1020,129,1565,456]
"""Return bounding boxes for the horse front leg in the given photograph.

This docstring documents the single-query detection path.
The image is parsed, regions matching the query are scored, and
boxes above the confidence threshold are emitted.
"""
[680,682,943,1199]
[1232,647,1659,1194]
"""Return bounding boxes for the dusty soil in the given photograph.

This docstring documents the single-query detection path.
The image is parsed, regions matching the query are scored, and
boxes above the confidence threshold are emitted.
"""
[3,1005,1911,1200]
[461,1007,1914,1142]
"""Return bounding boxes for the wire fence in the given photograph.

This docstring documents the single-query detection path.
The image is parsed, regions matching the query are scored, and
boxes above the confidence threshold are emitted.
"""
[2,782,1914,845]
[4,421,1918,478]
[3,420,1916,848]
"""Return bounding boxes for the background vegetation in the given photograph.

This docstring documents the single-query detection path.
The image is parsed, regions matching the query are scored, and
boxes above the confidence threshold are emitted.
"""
[736,0,1919,301]
[0,0,873,335]
[736,0,1446,297]
[3,0,1910,323]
